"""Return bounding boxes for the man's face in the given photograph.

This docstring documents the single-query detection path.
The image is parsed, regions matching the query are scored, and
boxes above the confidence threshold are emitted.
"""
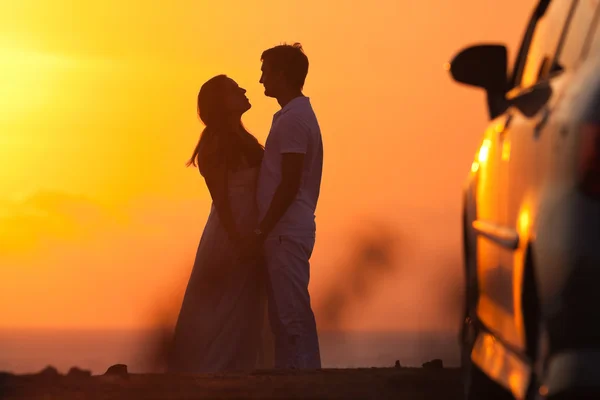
[259,60,282,98]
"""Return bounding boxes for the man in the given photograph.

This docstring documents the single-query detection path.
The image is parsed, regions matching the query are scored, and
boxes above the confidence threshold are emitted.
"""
[245,42,323,369]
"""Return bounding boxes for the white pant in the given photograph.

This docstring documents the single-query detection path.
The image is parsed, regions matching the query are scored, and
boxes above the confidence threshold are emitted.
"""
[264,235,321,369]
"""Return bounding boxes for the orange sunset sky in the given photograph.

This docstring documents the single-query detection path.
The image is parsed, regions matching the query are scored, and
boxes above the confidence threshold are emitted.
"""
[1,0,533,331]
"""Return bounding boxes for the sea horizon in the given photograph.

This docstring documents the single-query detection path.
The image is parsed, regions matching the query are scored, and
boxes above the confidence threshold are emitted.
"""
[0,328,461,374]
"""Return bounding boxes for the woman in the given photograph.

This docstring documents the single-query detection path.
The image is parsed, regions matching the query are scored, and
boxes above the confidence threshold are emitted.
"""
[167,75,273,373]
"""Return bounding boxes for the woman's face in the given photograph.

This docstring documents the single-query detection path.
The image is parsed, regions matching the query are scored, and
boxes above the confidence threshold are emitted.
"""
[222,78,251,117]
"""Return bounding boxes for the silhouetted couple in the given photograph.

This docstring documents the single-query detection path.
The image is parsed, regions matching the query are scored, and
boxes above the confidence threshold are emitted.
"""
[167,43,324,373]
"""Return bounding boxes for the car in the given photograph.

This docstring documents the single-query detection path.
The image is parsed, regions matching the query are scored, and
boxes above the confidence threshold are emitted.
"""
[447,0,600,399]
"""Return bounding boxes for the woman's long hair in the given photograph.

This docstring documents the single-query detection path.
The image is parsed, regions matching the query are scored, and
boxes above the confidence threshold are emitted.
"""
[187,75,263,177]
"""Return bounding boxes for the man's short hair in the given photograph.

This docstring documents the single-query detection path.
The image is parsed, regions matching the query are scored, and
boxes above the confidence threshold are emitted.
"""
[261,43,309,91]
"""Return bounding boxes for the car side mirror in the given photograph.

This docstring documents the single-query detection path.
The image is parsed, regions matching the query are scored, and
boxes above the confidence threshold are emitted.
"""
[448,44,508,93]
[448,44,510,119]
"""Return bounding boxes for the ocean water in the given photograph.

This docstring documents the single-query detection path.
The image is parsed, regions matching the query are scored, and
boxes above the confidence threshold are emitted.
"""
[0,329,460,374]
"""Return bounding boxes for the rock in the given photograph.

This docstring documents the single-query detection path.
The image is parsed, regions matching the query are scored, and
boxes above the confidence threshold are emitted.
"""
[394,360,401,368]
[68,367,92,379]
[37,366,60,378]
[422,359,444,369]
[104,364,129,379]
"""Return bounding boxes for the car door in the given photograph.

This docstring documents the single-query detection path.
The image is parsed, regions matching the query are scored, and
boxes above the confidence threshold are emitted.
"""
[496,0,599,353]
[472,113,515,339]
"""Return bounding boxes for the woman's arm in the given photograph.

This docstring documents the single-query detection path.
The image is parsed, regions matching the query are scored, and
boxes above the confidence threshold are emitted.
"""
[203,167,241,246]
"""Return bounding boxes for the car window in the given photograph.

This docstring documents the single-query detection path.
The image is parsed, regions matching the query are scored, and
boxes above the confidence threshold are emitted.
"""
[581,2,600,58]
[519,0,576,88]
[549,0,600,74]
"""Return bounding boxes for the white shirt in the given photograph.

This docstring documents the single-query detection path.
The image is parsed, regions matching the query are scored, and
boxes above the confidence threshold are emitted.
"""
[257,96,323,237]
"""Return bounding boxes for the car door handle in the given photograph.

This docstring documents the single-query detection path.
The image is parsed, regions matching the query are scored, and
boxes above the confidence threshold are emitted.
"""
[534,107,550,137]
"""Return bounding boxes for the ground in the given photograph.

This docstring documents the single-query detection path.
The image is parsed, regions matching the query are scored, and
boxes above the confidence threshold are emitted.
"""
[1,368,464,400]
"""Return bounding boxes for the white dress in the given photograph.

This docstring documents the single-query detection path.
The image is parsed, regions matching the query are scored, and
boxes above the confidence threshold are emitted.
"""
[167,167,273,373]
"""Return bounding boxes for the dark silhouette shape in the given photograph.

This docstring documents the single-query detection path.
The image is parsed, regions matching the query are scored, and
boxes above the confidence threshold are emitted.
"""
[104,364,128,379]
[422,359,444,369]
[67,367,91,379]
[37,366,60,378]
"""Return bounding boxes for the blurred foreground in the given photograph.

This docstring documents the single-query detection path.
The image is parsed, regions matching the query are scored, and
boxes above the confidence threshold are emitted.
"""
[139,222,463,373]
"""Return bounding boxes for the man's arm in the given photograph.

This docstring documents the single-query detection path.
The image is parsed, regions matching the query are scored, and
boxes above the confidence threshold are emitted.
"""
[258,152,304,236]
